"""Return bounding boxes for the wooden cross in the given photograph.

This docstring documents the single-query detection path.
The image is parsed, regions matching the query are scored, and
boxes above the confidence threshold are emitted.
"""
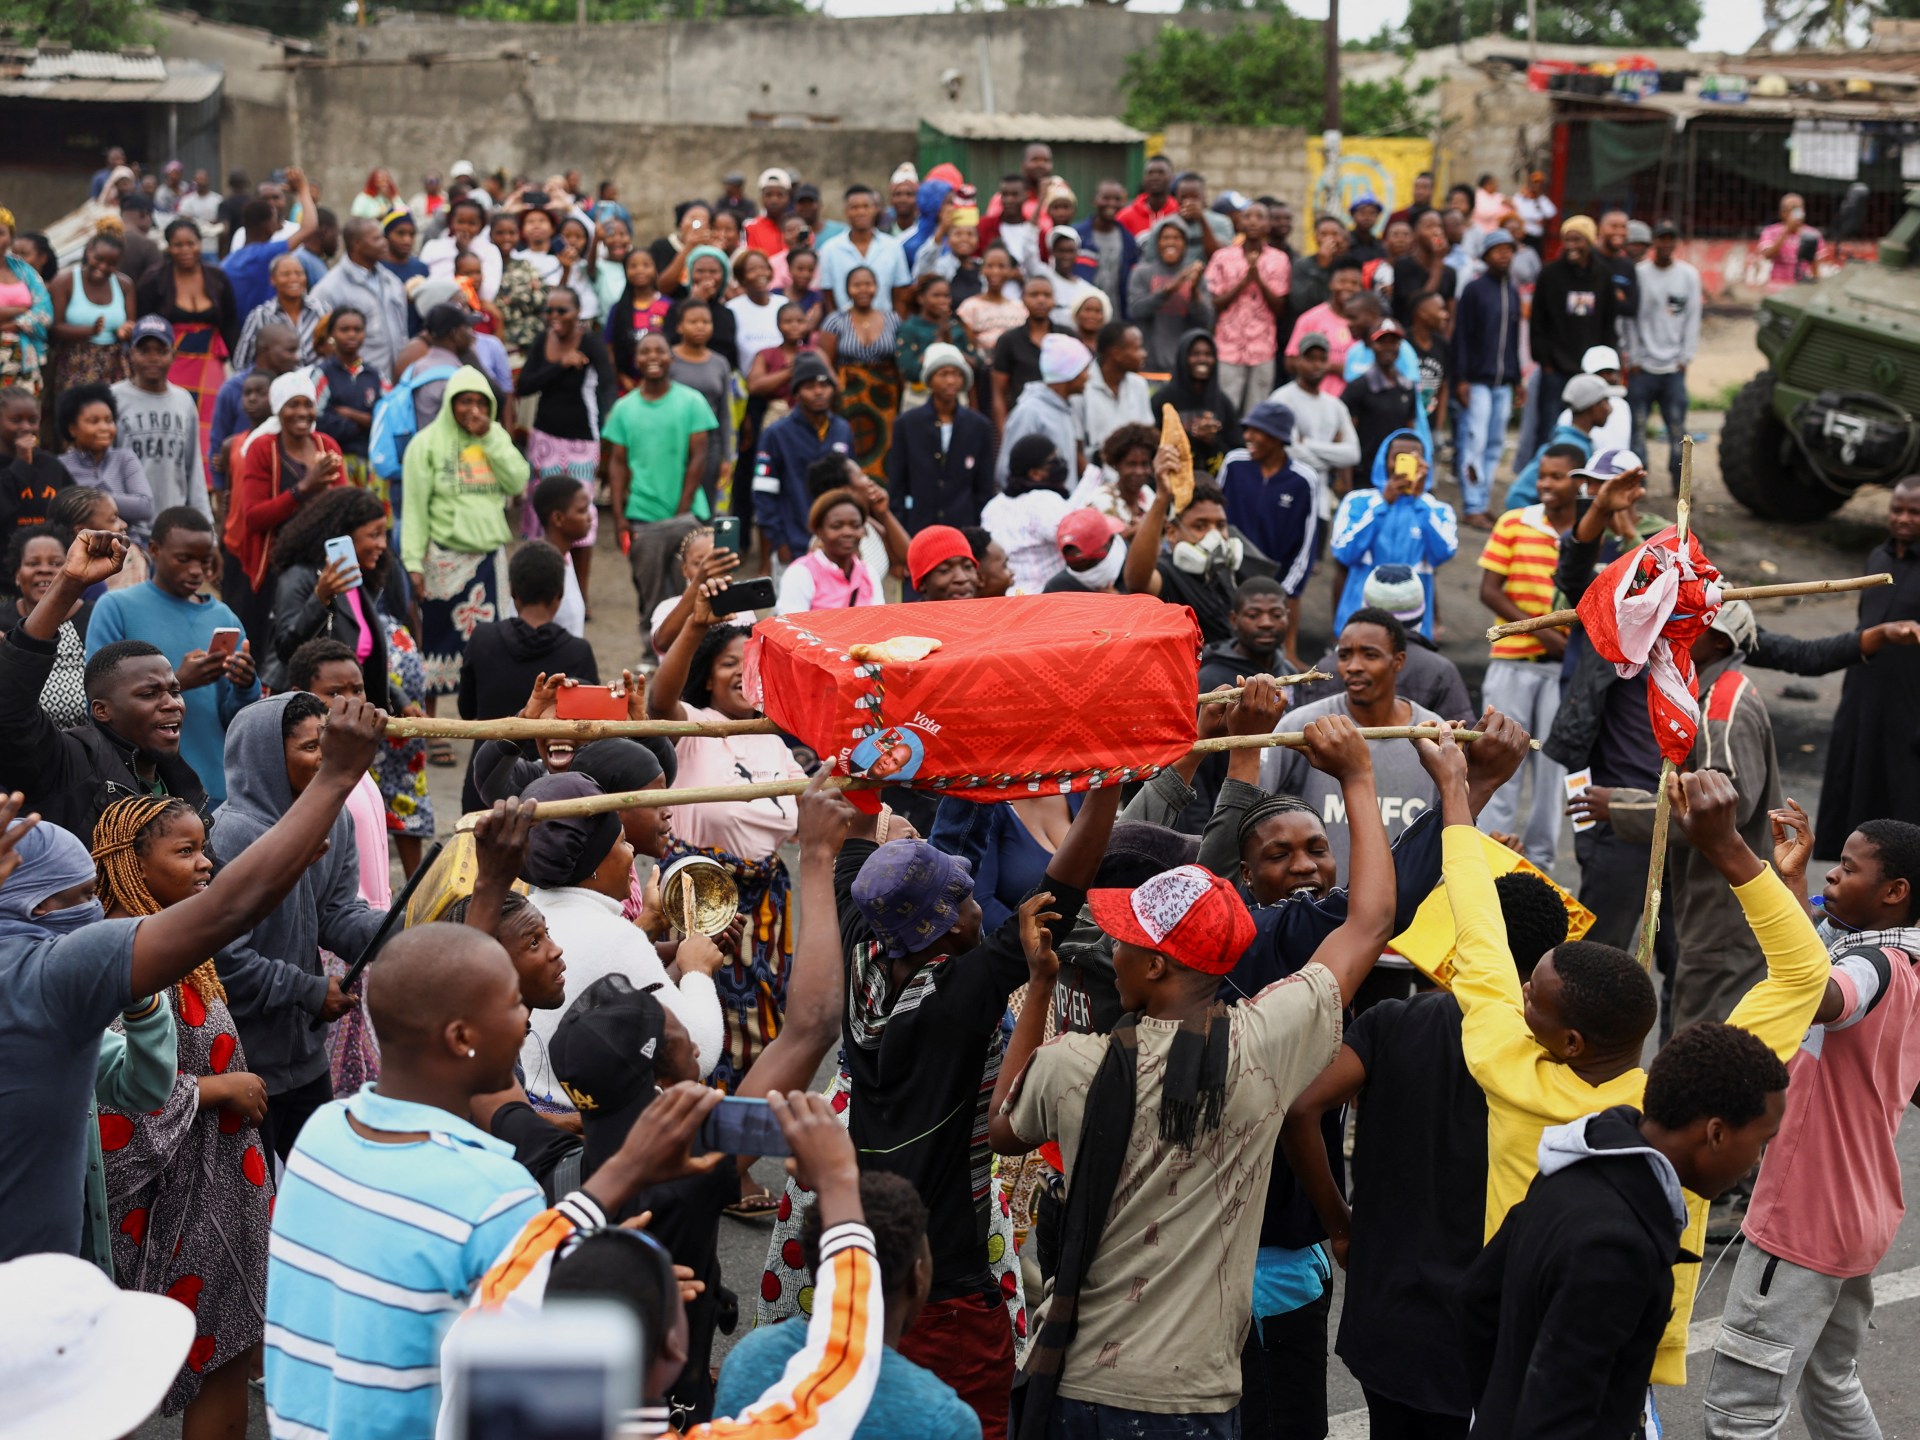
[1481,435,1891,969]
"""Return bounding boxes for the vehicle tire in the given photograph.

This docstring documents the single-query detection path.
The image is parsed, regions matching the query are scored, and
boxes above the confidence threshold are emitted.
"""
[1719,373,1849,521]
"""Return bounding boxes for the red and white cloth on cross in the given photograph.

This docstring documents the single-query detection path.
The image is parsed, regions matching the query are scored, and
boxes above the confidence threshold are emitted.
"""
[1575,526,1724,766]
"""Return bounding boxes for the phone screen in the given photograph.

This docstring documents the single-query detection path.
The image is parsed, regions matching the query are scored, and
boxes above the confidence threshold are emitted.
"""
[464,1365,614,1440]
[697,1096,794,1157]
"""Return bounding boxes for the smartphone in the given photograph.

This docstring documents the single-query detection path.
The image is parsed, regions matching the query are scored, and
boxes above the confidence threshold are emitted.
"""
[208,627,242,658]
[710,575,776,617]
[711,515,742,556]
[696,1096,794,1157]
[555,684,629,722]
[323,534,362,590]
[1391,452,1419,481]
[1564,767,1597,833]
[442,1299,640,1440]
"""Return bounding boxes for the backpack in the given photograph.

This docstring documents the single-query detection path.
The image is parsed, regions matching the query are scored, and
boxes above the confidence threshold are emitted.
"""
[367,364,458,483]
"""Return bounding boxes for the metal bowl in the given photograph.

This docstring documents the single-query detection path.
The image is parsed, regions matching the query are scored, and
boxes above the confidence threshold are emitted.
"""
[659,854,739,937]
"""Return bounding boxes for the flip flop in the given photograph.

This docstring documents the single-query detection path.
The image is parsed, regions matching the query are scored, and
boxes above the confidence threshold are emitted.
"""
[427,738,457,768]
[723,1187,781,1222]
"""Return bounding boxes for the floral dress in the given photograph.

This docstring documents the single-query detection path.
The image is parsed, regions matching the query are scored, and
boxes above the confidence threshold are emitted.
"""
[496,256,547,359]
[101,981,272,1414]
[373,615,435,839]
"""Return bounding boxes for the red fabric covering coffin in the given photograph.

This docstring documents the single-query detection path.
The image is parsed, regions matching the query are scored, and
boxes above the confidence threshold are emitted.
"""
[744,593,1201,802]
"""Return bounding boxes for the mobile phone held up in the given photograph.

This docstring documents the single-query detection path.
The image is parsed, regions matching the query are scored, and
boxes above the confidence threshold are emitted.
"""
[711,515,741,556]
[709,576,775,617]
[323,534,363,590]
[695,1096,795,1157]
[1392,451,1419,481]
[442,1299,641,1440]
[555,684,629,722]
[207,627,242,658]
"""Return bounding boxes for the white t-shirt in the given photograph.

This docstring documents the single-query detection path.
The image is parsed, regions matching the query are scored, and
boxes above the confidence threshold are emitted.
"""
[729,293,785,375]
[556,553,586,639]
[1513,192,1557,239]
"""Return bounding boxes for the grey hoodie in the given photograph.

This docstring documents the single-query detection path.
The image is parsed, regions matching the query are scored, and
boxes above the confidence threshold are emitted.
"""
[211,694,383,1094]
[1126,215,1217,372]
[1535,1110,1688,1235]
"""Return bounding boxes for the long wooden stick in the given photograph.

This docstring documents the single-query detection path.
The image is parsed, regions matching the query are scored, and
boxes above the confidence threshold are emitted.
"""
[384,715,781,742]
[458,725,1526,824]
[1484,573,1891,642]
[1198,671,1331,703]
[1636,436,1692,971]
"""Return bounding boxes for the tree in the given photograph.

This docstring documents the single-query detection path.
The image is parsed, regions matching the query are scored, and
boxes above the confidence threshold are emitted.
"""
[1756,0,1919,46]
[0,0,153,47]
[1122,14,1432,134]
[1403,0,1699,48]
[166,0,341,38]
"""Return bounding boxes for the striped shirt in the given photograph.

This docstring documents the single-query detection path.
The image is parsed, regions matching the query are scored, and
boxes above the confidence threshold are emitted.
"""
[444,1193,885,1440]
[264,1085,545,1440]
[1479,505,1564,660]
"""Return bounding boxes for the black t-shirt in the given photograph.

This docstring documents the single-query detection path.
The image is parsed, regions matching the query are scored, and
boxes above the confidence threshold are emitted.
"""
[991,322,1067,398]
[1408,333,1450,430]
[1336,990,1488,1416]
[1390,257,1456,329]
[1,453,73,532]
[1150,553,1237,646]
[1343,373,1421,480]
[833,838,1085,1301]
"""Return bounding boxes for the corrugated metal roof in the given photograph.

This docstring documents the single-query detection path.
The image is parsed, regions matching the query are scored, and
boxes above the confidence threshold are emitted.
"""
[23,48,167,82]
[0,56,222,103]
[923,112,1145,144]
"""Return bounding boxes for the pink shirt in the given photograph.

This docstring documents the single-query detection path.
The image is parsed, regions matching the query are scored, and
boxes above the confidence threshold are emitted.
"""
[1743,936,1920,1277]
[345,586,375,664]
[1284,301,1358,399]
[669,703,804,861]
[1204,244,1291,366]
[1758,222,1823,287]
[345,773,392,910]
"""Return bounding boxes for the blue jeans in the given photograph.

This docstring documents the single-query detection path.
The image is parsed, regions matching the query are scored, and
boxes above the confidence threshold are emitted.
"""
[1458,383,1514,515]
[1052,1398,1241,1439]
[1628,368,1689,492]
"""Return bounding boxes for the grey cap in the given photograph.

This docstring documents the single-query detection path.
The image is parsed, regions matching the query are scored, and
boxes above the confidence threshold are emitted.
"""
[1626,219,1654,245]
[1563,372,1626,412]
[1296,330,1331,355]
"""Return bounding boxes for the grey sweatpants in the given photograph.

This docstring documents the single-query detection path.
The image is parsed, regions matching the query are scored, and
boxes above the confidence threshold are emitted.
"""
[1704,1240,1881,1439]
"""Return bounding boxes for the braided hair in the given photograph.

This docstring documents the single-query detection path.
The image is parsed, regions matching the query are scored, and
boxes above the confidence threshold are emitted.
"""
[685,622,751,709]
[92,796,225,1005]
[1236,793,1320,855]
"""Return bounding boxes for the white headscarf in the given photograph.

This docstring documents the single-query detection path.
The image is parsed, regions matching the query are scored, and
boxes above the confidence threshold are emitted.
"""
[242,367,319,455]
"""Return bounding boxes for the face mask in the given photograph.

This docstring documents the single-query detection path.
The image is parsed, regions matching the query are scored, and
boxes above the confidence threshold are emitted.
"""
[36,900,104,935]
[1073,543,1126,591]
[1171,527,1243,576]
[1044,456,1069,490]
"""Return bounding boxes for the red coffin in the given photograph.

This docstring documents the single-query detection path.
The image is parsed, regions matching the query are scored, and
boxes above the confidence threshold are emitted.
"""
[744,594,1202,803]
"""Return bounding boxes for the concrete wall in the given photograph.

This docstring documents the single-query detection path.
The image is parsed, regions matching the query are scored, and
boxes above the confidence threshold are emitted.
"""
[323,9,1234,132]
[1157,123,1315,213]
[151,9,294,188]
[1433,71,1553,195]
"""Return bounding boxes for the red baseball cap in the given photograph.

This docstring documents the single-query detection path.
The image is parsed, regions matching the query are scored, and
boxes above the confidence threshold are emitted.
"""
[1089,865,1256,976]
[1056,507,1122,559]
[907,525,974,589]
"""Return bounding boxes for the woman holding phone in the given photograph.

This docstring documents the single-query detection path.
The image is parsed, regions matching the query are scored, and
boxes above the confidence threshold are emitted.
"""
[646,574,803,1146]
[262,485,397,704]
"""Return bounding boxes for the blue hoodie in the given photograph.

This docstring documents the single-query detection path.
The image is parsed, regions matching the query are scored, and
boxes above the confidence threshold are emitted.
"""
[1329,428,1460,638]
[1453,269,1523,388]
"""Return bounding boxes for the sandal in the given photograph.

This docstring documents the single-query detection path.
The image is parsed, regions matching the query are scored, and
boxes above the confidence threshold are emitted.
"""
[723,1187,781,1222]
[427,738,457,768]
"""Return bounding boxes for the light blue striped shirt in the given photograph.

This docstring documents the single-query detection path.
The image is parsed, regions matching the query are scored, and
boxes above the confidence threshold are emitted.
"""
[264,1085,544,1440]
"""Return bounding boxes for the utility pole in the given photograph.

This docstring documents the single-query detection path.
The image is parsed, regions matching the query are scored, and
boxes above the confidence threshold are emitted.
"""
[1323,0,1341,133]
[578,0,588,31]
[1527,0,1538,65]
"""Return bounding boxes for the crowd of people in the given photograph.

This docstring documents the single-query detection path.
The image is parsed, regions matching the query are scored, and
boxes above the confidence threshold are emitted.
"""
[0,148,1915,1440]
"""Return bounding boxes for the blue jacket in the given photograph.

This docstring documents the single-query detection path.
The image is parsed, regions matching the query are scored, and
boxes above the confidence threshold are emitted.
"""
[1452,271,1523,388]
[752,411,855,557]
[1329,428,1459,638]
[1073,218,1139,318]
[1505,422,1592,509]
[1218,450,1318,596]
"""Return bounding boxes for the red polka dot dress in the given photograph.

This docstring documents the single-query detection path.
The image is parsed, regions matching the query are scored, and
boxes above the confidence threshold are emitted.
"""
[100,981,272,1415]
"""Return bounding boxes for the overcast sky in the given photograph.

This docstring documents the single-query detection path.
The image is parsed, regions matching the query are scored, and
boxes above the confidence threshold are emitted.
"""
[815,0,1770,53]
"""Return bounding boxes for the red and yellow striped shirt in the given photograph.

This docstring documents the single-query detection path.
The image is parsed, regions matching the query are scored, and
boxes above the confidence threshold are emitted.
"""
[1479,506,1564,660]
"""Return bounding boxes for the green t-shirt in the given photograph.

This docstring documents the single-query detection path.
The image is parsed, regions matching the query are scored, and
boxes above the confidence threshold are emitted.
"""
[603,382,719,524]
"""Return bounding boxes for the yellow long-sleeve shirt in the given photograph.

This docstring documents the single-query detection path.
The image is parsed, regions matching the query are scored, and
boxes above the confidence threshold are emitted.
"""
[1443,824,1829,1386]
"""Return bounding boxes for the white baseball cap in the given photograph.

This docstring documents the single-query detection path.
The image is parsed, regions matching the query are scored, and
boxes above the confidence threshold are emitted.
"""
[450,160,476,179]
[0,1253,195,1439]
[1580,345,1622,374]
[757,168,792,192]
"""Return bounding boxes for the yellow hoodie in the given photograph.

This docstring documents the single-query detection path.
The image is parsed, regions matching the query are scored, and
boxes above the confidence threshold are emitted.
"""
[1443,825,1828,1386]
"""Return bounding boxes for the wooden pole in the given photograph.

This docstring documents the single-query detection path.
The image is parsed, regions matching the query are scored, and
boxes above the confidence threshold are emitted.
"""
[383,715,780,742]
[1484,573,1892,642]
[385,673,1338,744]
[1635,435,1692,971]
[457,725,1528,825]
